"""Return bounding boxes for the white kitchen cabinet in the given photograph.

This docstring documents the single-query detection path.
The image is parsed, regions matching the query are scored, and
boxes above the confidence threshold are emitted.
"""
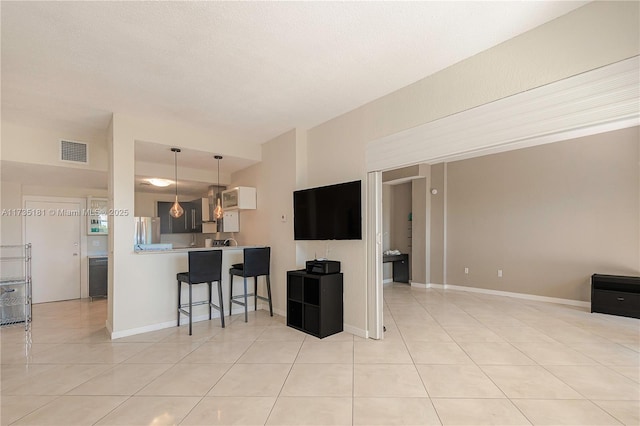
[222,187,256,210]
[223,210,239,232]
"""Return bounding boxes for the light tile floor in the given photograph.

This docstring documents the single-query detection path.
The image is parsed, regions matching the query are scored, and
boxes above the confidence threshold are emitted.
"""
[1,284,639,425]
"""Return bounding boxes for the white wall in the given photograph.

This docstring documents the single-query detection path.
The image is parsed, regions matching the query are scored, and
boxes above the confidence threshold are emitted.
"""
[107,112,262,335]
[390,182,412,256]
[231,129,298,316]
[411,176,428,285]
[381,184,391,280]
[446,127,639,301]
[1,119,108,246]
[0,181,22,246]
[429,163,446,285]
[1,121,108,171]
[298,1,639,335]
[228,163,268,247]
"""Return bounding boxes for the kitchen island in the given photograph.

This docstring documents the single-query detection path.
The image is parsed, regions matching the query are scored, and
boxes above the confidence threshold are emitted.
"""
[109,246,264,339]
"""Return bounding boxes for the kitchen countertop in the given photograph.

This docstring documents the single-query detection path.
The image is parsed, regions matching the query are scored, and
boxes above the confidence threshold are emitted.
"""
[88,254,108,259]
[134,245,260,254]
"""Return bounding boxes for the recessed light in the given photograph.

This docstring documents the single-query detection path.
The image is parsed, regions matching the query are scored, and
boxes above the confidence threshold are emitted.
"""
[146,178,173,187]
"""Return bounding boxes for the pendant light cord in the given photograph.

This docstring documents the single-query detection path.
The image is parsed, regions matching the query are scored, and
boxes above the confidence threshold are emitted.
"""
[174,150,178,198]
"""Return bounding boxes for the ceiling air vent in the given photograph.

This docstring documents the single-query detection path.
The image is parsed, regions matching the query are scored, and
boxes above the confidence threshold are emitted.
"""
[60,140,88,164]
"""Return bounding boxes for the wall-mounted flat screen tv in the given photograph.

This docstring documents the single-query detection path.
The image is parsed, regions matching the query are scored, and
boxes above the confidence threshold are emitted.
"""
[294,180,362,240]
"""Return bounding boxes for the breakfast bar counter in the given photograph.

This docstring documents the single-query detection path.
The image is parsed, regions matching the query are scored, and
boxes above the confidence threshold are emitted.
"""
[111,245,266,339]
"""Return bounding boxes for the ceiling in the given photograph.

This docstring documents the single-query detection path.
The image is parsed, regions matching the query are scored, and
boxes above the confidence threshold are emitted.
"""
[1,1,587,148]
[135,141,256,172]
[134,141,258,196]
[2,2,588,195]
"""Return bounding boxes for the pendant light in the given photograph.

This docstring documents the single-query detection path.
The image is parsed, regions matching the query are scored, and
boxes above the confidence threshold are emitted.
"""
[214,155,224,220]
[169,148,184,218]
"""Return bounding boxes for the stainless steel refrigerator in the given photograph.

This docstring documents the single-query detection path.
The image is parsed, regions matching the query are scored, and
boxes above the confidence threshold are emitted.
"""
[134,217,161,248]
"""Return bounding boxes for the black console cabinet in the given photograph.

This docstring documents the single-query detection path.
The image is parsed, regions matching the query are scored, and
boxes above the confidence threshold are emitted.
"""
[383,254,409,283]
[287,270,343,338]
[591,274,640,319]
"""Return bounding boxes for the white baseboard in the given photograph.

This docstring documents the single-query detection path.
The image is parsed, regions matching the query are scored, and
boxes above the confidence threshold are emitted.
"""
[343,323,367,339]
[437,284,590,308]
[110,305,261,340]
[427,283,445,289]
[110,318,179,340]
[272,307,286,317]
[383,278,393,284]
[410,281,428,288]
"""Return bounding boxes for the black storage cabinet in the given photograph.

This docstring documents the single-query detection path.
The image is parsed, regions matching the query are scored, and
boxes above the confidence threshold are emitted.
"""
[591,274,640,319]
[287,270,343,338]
[89,256,108,299]
[383,253,409,283]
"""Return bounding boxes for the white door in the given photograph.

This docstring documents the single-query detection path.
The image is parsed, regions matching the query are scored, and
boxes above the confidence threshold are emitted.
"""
[25,199,81,303]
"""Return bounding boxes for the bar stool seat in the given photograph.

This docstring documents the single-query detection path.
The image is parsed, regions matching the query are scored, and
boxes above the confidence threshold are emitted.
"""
[177,250,224,335]
[229,247,272,322]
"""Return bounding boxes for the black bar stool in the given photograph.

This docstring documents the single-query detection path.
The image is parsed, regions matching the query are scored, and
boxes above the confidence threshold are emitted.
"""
[229,247,272,322]
[177,250,224,335]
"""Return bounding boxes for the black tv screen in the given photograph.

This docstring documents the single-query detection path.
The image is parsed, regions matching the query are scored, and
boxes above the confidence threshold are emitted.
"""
[294,180,362,240]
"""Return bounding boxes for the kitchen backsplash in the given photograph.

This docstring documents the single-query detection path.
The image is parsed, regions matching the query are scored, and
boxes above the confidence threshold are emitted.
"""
[160,232,237,247]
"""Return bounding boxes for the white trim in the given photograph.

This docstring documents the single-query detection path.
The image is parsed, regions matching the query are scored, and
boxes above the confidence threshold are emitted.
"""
[383,278,393,284]
[366,171,384,340]
[437,284,590,308]
[366,57,640,172]
[110,305,260,340]
[344,323,367,339]
[409,282,588,307]
[111,318,179,340]
[442,163,448,285]
[270,307,286,318]
[410,281,428,289]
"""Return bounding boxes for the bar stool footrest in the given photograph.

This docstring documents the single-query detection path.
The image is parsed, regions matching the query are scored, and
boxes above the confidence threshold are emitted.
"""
[180,300,210,309]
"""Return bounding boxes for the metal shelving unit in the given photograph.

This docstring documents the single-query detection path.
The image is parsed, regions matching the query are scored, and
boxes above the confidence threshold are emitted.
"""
[1,244,32,330]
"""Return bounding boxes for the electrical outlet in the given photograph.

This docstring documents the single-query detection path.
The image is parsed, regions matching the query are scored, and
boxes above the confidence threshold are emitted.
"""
[464,267,469,274]
[498,269,503,278]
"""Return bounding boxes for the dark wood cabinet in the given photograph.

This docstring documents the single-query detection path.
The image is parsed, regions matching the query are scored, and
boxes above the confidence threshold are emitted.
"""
[89,256,108,299]
[591,274,640,319]
[157,201,193,234]
[190,200,202,232]
[287,270,343,338]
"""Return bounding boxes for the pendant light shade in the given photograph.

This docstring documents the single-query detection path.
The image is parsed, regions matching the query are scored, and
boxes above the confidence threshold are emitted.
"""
[169,148,184,219]
[169,197,183,218]
[214,155,224,220]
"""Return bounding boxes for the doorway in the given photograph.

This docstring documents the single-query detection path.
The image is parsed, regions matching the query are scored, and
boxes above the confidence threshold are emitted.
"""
[364,57,637,339]
[382,180,413,285]
[25,197,82,303]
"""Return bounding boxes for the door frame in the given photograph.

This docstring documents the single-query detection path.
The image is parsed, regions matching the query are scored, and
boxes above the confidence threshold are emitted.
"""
[366,171,383,339]
[22,196,88,299]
